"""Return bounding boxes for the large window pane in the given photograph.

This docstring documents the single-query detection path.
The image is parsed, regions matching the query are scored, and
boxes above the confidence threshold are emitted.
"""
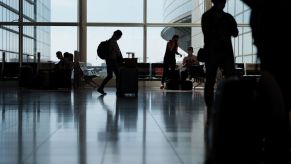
[87,0,143,23]
[50,27,77,62]
[0,2,19,22]
[23,26,35,62]
[0,26,19,62]
[36,26,51,61]
[242,31,253,56]
[147,0,164,23]
[147,27,167,63]
[87,27,143,66]
[47,0,78,22]
[157,0,193,24]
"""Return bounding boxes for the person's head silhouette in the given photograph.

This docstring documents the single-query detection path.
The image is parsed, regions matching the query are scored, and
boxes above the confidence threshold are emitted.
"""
[56,51,63,60]
[112,30,122,40]
[172,34,179,41]
[212,0,226,10]
[187,47,193,55]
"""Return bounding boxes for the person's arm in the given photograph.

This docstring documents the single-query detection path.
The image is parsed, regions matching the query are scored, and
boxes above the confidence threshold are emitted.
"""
[182,57,187,67]
[176,51,182,57]
[229,14,239,37]
[202,13,212,45]
[174,43,182,57]
[193,56,199,65]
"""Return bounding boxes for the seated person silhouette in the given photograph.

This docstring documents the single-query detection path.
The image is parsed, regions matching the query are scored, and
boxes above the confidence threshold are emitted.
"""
[55,51,65,70]
[53,51,65,88]
[63,52,74,88]
[53,51,74,89]
[180,47,199,81]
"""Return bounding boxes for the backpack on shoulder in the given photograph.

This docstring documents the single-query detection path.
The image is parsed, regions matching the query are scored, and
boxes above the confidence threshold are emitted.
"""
[97,40,109,60]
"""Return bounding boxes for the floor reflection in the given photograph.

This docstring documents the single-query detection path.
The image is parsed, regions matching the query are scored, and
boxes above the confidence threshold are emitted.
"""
[0,87,206,164]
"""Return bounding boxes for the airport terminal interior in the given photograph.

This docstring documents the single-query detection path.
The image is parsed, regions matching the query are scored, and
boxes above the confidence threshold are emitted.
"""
[1,0,291,164]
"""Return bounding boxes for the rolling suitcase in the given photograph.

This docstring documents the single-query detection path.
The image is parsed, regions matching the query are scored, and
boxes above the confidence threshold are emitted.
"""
[167,69,180,80]
[166,79,179,90]
[165,69,180,90]
[180,80,193,90]
[117,67,138,96]
[206,73,290,164]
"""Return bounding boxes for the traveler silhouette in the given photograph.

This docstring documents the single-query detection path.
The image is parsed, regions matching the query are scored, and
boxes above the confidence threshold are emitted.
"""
[201,0,238,111]
[241,0,291,163]
[55,51,64,70]
[54,51,66,88]
[62,52,73,88]
[241,0,291,115]
[97,30,124,95]
[160,34,182,89]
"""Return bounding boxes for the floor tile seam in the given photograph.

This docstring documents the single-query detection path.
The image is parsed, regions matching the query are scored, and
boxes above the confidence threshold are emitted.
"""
[0,115,33,134]
[0,123,18,134]
[148,109,185,164]
[21,124,63,163]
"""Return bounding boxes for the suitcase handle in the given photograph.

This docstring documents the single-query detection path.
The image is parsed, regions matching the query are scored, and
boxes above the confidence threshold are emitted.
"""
[126,52,135,58]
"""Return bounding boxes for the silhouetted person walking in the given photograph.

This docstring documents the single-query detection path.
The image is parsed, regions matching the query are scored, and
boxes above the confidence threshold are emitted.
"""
[202,0,238,111]
[160,34,182,89]
[97,30,124,95]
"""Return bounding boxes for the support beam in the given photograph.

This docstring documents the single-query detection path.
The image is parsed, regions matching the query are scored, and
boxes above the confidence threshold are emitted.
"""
[78,0,87,62]
[19,0,23,67]
[143,0,147,63]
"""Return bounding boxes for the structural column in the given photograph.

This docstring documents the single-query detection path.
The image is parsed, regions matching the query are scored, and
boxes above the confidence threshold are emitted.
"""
[78,0,87,62]
[143,0,147,63]
[19,0,23,66]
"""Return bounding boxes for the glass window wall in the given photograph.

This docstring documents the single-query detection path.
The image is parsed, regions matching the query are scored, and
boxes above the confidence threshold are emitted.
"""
[1,0,254,66]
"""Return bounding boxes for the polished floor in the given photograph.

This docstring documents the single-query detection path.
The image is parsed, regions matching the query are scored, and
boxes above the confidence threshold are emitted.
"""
[0,86,207,164]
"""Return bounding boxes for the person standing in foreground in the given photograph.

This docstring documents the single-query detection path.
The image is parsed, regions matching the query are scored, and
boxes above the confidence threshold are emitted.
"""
[160,34,182,89]
[241,1,291,163]
[202,0,238,111]
[97,30,124,95]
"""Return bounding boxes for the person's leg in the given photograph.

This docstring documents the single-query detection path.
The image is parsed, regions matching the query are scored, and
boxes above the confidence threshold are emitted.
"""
[221,56,235,78]
[111,63,120,95]
[161,63,168,88]
[204,62,218,110]
[98,61,114,95]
